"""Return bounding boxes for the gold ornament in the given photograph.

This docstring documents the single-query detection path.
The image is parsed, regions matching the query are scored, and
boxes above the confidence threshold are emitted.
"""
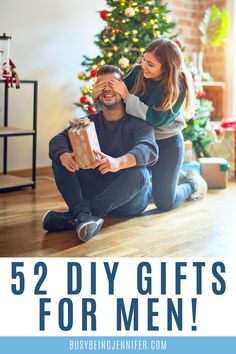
[124,7,135,18]
[78,72,86,80]
[118,57,130,69]
[81,86,91,95]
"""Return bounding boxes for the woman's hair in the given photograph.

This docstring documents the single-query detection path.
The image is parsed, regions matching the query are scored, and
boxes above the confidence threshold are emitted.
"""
[128,38,195,117]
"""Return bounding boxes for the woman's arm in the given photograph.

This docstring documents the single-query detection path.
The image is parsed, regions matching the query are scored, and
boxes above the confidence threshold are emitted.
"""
[110,79,186,129]
[124,92,186,128]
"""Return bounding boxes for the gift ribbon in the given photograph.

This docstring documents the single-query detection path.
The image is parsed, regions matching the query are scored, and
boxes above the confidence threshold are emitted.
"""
[220,161,230,171]
[69,117,90,128]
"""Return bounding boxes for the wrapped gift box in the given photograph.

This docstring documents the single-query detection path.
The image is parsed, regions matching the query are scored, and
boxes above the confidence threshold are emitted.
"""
[68,118,101,169]
[208,121,235,180]
[182,160,201,174]
[199,157,230,189]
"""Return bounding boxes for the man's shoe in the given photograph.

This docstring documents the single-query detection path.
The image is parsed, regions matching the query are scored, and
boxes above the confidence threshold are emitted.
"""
[42,211,75,232]
[76,216,104,242]
[186,169,208,200]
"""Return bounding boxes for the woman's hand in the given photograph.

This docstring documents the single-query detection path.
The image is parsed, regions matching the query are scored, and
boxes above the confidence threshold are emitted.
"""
[92,81,106,102]
[109,79,129,100]
[59,152,79,172]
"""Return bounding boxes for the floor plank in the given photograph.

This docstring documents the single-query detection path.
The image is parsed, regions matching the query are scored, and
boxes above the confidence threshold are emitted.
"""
[0,176,236,257]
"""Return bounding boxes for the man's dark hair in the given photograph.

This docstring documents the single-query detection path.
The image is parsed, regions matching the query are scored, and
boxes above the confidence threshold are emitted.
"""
[97,65,122,78]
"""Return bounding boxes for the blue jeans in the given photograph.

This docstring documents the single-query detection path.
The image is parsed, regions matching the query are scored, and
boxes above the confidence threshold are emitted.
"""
[52,160,151,218]
[152,133,194,211]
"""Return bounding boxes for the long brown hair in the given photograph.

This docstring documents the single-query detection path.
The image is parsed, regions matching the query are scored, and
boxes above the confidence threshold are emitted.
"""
[128,39,195,117]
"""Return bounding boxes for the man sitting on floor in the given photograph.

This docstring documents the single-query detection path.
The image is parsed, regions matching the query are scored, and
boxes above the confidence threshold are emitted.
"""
[42,65,159,242]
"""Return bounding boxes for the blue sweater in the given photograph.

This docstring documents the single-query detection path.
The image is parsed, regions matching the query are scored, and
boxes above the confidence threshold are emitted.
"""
[49,111,159,167]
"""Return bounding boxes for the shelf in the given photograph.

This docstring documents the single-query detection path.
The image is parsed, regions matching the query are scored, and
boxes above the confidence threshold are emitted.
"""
[0,175,34,191]
[0,126,35,136]
[0,79,38,191]
[195,81,225,87]
[194,81,225,121]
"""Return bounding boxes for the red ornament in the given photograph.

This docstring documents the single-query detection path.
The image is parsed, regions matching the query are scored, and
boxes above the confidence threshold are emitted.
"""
[90,69,97,78]
[100,10,110,20]
[142,8,150,15]
[214,126,225,136]
[175,39,184,50]
[196,90,206,98]
[112,28,120,35]
[80,96,89,104]
[87,105,97,114]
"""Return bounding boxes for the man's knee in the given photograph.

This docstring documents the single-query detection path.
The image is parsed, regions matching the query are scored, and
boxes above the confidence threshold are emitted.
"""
[126,166,151,188]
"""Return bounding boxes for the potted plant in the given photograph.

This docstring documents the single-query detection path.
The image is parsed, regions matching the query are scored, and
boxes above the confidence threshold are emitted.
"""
[183,98,215,158]
[198,5,230,73]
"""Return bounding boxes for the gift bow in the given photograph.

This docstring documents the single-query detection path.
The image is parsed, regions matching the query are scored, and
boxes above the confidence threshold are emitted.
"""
[221,120,236,129]
[69,117,90,128]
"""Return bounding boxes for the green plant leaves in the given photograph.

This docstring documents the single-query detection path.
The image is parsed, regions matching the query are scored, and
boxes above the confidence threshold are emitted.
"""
[199,5,230,47]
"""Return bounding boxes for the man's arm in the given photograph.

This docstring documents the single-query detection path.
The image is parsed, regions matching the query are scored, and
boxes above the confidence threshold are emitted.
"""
[92,150,136,174]
[92,118,158,174]
[49,128,71,162]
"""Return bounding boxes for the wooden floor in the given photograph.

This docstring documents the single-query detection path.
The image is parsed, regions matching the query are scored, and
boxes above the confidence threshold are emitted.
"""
[0,175,236,257]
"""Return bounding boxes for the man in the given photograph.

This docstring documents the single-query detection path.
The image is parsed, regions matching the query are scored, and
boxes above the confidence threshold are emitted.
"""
[43,65,158,242]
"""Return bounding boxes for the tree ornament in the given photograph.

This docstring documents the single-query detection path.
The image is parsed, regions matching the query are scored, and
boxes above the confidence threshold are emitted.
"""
[90,69,97,78]
[80,96,89,104]
[112,28,120,35]
[118,57,130,69]
[81,86,91,95]
[175,39,184,50]
[100,10,110,20]
[124,7,135,18]
[142,7,150,15]
[77,72,87,80]
[87,105,97,114]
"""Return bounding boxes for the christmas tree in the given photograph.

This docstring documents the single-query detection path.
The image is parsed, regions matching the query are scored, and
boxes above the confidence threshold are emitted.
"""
[76,0,177,114]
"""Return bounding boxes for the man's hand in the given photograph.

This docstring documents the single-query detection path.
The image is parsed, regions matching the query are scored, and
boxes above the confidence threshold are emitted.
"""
[92,150,121,174]
[109,79,129,100]
[59,152,79,172]
[92,81,106,102]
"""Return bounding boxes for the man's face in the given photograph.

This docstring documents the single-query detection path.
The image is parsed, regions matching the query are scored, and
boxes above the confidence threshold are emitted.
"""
[97,72,122,107]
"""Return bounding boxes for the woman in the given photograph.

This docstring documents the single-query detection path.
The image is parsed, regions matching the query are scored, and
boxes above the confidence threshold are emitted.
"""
[93,39,207,211]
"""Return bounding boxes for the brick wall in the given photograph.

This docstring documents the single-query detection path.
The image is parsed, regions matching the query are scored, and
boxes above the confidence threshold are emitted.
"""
[167,0,227,81]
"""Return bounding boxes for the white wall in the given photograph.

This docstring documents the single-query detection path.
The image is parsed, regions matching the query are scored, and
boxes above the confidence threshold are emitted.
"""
[0,0,105,170]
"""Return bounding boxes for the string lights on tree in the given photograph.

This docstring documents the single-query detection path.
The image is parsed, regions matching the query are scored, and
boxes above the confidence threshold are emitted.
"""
[76,0,176,114]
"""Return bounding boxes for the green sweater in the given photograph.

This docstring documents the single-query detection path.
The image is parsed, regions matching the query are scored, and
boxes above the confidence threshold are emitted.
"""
[124,65,186,140]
